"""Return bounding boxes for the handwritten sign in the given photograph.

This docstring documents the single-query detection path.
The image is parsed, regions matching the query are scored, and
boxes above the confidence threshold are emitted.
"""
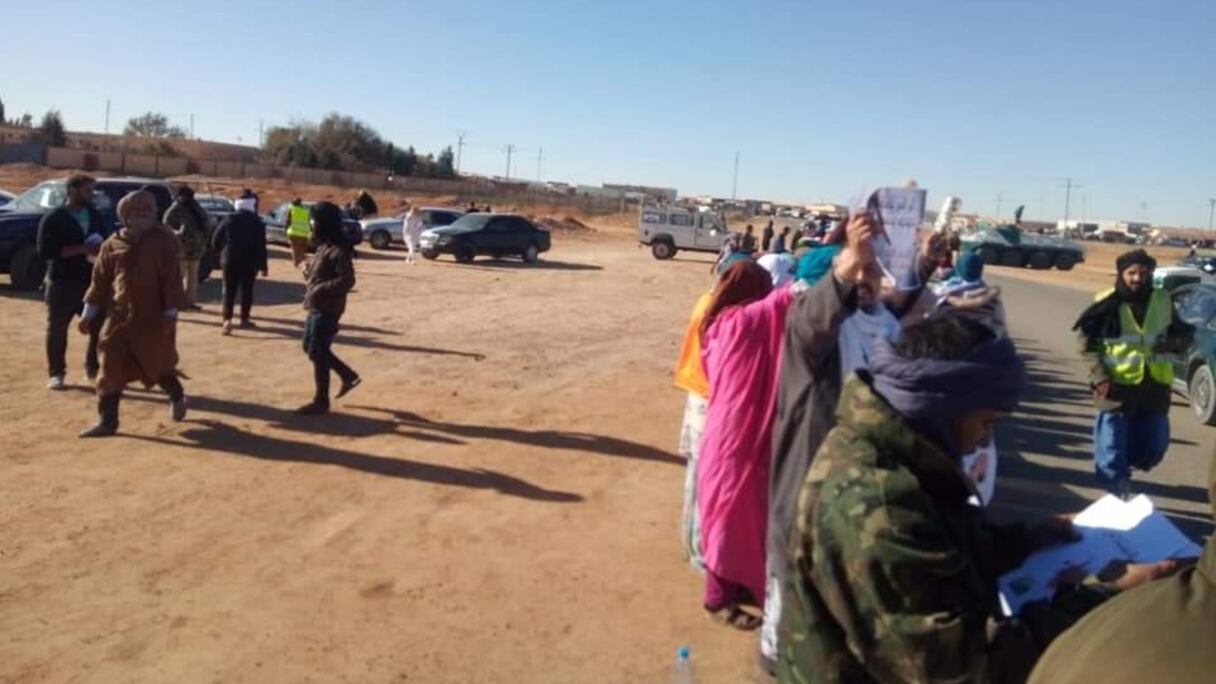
[867,187,926,290]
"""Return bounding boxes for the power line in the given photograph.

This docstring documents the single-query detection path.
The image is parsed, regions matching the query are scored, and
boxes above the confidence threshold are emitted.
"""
[536,146,543,183]
[1208,198,1215,231]
[731,150,740,200]
[504,144,515,180]
[1062,177,1082,223]
[456,132,466,173]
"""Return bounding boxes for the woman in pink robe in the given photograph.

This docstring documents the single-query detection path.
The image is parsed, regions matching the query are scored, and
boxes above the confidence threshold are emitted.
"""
[697,260,795,628]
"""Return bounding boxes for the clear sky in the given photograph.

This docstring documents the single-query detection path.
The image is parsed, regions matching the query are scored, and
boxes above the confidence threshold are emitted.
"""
[3,0,1214,226]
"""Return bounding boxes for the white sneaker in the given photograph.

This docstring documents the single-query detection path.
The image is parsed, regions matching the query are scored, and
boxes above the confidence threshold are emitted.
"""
[47,375,66,391]
[221,319,233,336]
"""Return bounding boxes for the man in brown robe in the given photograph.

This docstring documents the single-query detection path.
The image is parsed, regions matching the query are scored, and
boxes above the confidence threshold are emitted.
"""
[78,190,188,438]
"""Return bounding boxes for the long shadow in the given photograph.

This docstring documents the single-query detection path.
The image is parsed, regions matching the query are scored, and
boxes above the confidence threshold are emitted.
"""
[350,405,682,465]
[174,317,486,359]
[0,283,41,300]
[195,278,306,308]
[192,308,400,336]
[127,420,581,503]
[351,249,403,262]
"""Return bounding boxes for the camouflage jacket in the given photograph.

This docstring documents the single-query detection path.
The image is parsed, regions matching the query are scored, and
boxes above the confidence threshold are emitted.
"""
[778,375,1104,684]
[163,201,211,260]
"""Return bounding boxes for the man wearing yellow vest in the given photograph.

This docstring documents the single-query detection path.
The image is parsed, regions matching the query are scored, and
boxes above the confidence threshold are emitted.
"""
[286,197,312,267]
[1074,249,1193,499]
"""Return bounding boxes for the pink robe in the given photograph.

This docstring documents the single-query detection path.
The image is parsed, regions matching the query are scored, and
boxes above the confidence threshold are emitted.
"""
[696,286,794,603]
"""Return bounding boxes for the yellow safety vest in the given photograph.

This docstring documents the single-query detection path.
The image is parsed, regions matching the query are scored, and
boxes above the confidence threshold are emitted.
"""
[287,204,312,239]
[1097,288,1174,386]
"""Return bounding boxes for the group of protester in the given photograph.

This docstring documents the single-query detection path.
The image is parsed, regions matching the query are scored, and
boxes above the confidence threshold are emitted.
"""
[37,175,364,436]
[673,214,1213,682]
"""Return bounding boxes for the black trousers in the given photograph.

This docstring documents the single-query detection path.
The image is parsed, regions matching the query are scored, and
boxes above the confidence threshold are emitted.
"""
[303,311,356,405]
[221,267,258,322]
[45,280,103,378]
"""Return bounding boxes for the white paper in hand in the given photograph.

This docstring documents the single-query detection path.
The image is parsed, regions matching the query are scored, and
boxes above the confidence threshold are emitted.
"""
[865,187,926,291]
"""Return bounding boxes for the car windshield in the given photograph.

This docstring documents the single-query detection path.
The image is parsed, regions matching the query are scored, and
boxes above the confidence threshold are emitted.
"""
[198,197,234,212]
[446,214,493,231]
[8,181,67,212]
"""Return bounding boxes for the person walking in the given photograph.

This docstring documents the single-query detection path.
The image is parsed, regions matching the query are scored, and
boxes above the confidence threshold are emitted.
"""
[402,203,425,265]
[1073,249,1193,498]
[354,189,378,219]
[211,193,268,334]
[761,222,775,252]
[295,201,361,415]
[286,198,312,267]
[36,173,106,390]
[163,185,211,310]
[78,190,188,438]
[772,226,791,254]
[742,224,758,253]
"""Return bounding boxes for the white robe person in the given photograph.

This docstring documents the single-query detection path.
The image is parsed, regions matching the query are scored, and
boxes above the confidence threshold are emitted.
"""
[402,209,425,264]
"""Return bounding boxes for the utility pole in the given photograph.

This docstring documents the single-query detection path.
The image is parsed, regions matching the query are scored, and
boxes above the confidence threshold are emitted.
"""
[731,150,740,200]
[190,114,195,139]
[259,119,264,146]
[536,146,543,183]
[504,144,515,180]
[995,192,1003,221]
[1208,198,1215,230]
[104,99,111,137]
[456,132,466,173]
[1139,201,1147,222]
[1062,177,1081,223]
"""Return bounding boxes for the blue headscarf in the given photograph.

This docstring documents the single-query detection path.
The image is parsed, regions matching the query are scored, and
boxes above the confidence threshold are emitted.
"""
[797,244,842,284]
[869,334,1024,456]
[715,251,751,277]
[956,251,984,283]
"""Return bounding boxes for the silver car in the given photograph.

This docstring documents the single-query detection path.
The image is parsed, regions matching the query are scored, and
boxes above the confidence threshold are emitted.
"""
[361,207,464,250]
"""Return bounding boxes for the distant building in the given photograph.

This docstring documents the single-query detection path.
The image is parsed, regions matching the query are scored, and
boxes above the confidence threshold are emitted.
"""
[602,183,677,203]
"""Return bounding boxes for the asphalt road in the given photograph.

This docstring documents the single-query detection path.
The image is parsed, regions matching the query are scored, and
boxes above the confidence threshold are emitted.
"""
[989,272,1214,541]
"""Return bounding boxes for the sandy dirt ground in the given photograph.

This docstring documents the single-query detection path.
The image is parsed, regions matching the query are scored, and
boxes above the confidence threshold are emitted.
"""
[0,209,773,683]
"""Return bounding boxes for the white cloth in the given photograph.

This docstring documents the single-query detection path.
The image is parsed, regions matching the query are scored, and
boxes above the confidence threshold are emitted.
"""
[234,197,257,213]
[403,210,425,241]
[757,252,797,288]
[838,305,902,381]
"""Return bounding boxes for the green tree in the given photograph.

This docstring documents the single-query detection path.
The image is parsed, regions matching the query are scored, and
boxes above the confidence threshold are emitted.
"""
[124,111,186,138]
[436,146,456,178]
[35,109,67,146]
[17,112,33,128]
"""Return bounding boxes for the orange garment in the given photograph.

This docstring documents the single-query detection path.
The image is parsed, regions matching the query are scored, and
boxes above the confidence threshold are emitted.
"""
[674,292,714,398]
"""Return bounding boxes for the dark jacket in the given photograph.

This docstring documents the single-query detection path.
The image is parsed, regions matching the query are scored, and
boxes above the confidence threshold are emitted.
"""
[779,376,1107,684]
[762,226,775,252]
[303,243,355,317]
[211,210,268,273]
[36,205,105,286]
[1028,465,1216,684]
[355,192,378,218]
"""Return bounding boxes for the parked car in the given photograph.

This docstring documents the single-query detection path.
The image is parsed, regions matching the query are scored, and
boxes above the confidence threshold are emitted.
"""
[419,213,551,264]
[637,206,730,260]
[196,193,235,227]
[1179,254,1216,275]
[1170,282,1216,425]
[361,207,464,250]
[0,189,14,207]
[263,201,363,249]
[0,177,214,290]
[1155,265,1211,292]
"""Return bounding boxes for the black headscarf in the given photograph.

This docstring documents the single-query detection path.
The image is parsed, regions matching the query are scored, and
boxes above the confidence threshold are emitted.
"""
[1073,248,1157,339]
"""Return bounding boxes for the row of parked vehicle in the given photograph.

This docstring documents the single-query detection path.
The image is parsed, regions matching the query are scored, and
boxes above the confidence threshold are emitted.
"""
[0,177,556,290]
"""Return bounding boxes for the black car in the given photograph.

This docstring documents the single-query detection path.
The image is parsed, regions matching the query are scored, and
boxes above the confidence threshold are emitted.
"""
[0,177,211,290]
[418,213,551,264]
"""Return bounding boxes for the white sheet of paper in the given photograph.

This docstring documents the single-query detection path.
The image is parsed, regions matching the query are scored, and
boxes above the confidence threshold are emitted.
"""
[998,494,1201,616]
[867,187,926,291]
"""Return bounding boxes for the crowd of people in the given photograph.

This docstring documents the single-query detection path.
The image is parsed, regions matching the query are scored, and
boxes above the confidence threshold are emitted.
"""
[673,213,1214,682]
[35,175,373,436]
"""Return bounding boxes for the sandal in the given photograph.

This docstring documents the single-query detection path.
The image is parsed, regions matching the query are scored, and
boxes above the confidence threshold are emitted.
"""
[707,605,762,631]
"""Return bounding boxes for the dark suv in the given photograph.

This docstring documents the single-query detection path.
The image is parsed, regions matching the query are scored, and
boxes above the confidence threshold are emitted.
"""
[0,177,215,290]
[418,213,551,264]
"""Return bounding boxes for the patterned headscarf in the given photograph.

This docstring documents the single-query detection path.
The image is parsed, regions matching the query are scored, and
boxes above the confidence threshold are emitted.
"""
[117,189,159,234]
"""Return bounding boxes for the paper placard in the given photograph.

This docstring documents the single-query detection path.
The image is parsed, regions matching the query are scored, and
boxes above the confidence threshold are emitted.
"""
[867,187,926,290]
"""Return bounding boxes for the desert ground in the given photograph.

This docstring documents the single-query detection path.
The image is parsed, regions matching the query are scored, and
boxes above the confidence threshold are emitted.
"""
[2,166,1211,683]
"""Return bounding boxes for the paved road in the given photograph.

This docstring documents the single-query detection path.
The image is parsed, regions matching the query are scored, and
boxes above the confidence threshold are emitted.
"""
[990,272,1213,540]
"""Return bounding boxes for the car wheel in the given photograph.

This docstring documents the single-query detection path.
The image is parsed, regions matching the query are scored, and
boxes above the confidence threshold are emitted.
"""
[1055,253,1077,271]
[369,231,391,250]
[652,241,676,260]
[9,243,44,291]
[1028,251,1053,270]
[421,250,439,260]
[455,245,476,264]
[999,250,1025,268]
[523,244,539,264]
[1189,365,1216,425]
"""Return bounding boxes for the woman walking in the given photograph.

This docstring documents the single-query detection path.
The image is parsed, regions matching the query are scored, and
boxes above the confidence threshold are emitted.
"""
[295,202,361,415]
[402,203,425,265]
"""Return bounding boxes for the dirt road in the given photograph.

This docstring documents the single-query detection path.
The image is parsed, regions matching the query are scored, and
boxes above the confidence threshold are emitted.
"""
[0,235,762,683]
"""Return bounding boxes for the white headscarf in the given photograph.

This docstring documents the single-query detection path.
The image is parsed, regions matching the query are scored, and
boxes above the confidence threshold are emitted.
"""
[756,252,797,288]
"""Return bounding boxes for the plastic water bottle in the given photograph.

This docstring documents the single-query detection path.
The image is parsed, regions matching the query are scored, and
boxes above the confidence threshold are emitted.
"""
[670,646,697,684]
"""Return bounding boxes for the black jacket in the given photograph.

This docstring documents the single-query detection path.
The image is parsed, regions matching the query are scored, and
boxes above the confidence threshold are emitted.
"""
[36,205,105,286]
[303,243,355,317]
[211,210,268,273]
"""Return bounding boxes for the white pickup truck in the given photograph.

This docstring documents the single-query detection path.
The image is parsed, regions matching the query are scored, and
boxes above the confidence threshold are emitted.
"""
[637,206,729,260]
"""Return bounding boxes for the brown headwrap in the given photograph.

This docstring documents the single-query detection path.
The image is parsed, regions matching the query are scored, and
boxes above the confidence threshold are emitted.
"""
[117,189,159,235]
[700,260,774,337]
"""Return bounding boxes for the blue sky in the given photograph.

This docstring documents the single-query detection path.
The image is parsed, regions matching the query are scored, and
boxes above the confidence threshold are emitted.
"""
[4,0,1214,226]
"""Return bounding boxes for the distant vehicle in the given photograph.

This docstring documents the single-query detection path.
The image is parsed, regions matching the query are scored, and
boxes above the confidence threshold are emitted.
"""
[1169,282,1216,425]
[361,207,463,250]
[196,194,235,226]
[637,206,729,260]
[263,201,363,249]
[1155,265,1210,292]
[0,177,214,290]
[419,213,551,264]
[0,189,14,207]
[960,224,1086,271]
[1179,254,1216,275]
